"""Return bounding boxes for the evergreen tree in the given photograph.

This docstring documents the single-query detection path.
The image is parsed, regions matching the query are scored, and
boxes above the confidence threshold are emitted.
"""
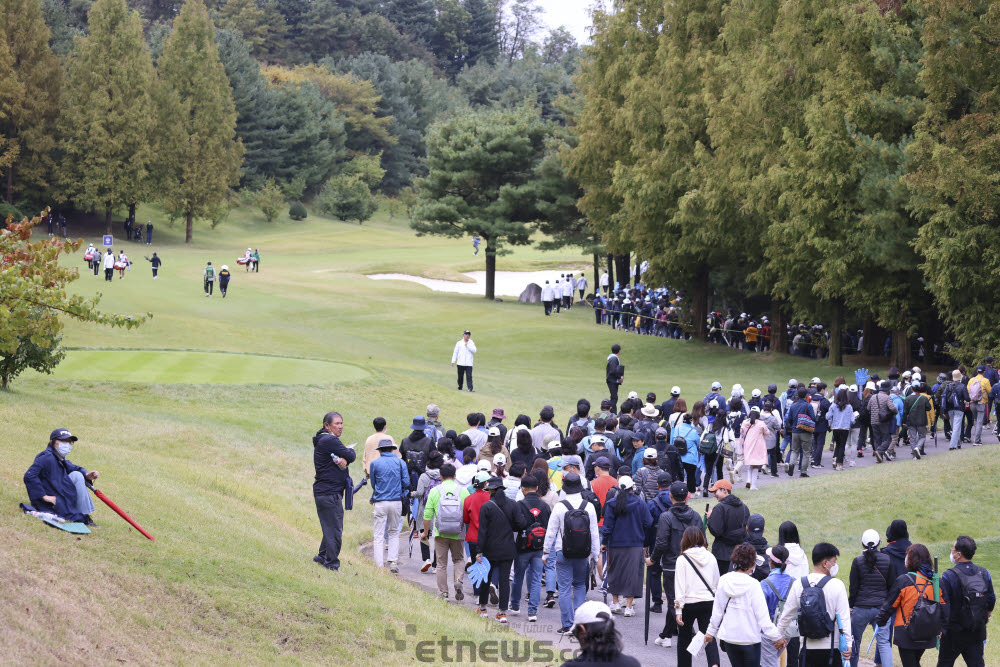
[156,0,243,243]
[412,106,551,299]
[431,0,470,80]
[0,0,62,203]
[463,0,497,67]
[384,0,437,46]
[215,0,286,60]
[58,0,157,235]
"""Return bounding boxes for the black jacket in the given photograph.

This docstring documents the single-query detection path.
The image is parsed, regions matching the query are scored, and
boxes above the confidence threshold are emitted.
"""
[882,538,912,582]
[606,355,624,384]
[313,428,356,495]
[650,503,703,569]
[747,535,771,581]
[399,431,435,477]
[584,450,621,481]
[940,562,996,637]
[477,492,524,561]
[515,492,552,553]
[849,551,892,608]
[707,494,750,562]
[510,446,541,471]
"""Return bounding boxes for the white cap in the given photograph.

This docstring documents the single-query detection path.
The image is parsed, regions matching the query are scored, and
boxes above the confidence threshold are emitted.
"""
[750,405,761,414]
[643,447,658,458]
[627,391,639,400]
[811,377,821,384]
[751,388,761,398]
[913,373,922,382]
[570,600,613,632]
[849,384,858,393]
[590,434,606,446]
[221,265,228,271]
[862,529,881,549]
[670,386,681,396]
[912,366,922,374]
[865,381,877,391]
[912,380,921,388]
[488,426,501,437]
[618,475,635,490]
[493,452,507,465]
[708,399,720,410]
[902,370,912,378]
[731,384,744,397]
[547,440,562,451]
[711,381,722,390]
[477,460,492,471]
[789,379,798,387]
[740,312,747,318]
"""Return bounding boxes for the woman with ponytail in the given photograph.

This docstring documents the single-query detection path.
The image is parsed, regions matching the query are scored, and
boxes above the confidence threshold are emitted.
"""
[849,530,893,667]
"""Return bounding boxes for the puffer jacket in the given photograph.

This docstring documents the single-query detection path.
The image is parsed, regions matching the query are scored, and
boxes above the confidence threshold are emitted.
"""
[867,392,895,425]
[650,503,704,568]
[707,494,750,562]
[849,550,892,608]
[633,464,661,502]
[876,571,949,650]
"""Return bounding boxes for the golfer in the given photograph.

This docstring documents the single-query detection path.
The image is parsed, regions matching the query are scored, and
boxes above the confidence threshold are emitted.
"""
[23,428,100,524]
[312,411,356,571]
[451,330,477,392]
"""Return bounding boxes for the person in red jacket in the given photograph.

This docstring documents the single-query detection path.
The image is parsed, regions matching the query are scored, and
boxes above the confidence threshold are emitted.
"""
[463,472,491,595]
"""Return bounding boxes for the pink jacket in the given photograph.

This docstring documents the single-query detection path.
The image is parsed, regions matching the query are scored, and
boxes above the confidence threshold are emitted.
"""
[740,420,770,466]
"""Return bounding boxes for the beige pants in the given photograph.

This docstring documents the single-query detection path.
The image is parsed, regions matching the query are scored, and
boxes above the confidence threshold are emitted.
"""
[434,536,466,596]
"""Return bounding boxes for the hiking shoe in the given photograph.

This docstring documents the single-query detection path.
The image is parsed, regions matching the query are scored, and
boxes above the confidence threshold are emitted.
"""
[420,560,433,573]
[544,593,556,608]
[439,592,449,600]
[610,603,622,615]
[745,482,751,489]
[799,471,809,478]
[649,603,662,614]
[508,607,520,615]
[389,562,399,573]
[848,461,856,467]
[912,447,921,460]
[496,613,507,624]
[814,463,825,468]
[475,606,488,618]
[623,608,635,617]
[489,584,499,605]
[527,615,537,622]
[873,451,883,463]
[454,584,464,601]
[654,637,673,647]
[556,626,573,635]
[785,462,793,476]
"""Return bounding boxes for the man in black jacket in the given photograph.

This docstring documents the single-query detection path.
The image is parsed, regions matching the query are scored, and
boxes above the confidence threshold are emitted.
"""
[399,416,436,491]
[647,481,703,646]
[705,479,749,575]
[475,477,524,623]
[939,535,996,667]
[881,519,912,582]
[510,475,551,621]
[606,344,624,412]
[313,411,356,571]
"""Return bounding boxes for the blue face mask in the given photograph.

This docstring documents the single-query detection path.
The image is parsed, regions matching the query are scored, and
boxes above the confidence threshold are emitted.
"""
[55,441,72,457]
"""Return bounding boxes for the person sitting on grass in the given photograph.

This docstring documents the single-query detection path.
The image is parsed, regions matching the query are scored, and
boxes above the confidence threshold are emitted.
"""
[23,428,100,524]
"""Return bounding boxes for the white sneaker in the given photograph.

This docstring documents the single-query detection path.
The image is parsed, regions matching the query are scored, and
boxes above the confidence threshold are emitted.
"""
[420,560,432,573]
[623,607,635,617]
[527,615,537,622]
[654,637,672,647]
[610,603,622,615]
[509,608,521,615]
[430,566,437,574]
[848,461,856,467]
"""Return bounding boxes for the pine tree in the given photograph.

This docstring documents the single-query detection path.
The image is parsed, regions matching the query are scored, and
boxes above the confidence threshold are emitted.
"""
[384,0,437,46]
[157,0,243,243]
[59,0,158,235]
[462,0,497,67]
[0,0,62,203]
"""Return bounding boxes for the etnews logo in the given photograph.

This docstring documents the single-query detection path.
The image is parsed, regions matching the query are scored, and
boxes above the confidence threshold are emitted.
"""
[385,623,583,663]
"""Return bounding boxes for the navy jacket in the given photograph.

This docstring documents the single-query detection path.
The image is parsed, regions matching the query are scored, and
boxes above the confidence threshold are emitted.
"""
[24,448,89,521]
[313,428,357,496]
[941,562,995,637]
[369,451,409,502]
[600,492,653,548]
[644,490,673,548]
[882,538,912,582]
[786,399,815,433]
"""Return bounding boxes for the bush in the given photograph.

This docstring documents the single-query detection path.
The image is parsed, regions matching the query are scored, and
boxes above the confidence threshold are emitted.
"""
[315,174,378,224]
[289,201,307,221]
[256,179,285,223]
[0,202,24,224]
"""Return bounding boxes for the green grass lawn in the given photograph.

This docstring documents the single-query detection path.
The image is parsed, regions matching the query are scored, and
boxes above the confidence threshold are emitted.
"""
[2,204,996,664]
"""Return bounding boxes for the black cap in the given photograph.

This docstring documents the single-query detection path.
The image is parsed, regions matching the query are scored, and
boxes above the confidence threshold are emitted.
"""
[594,456,611,469]
[484,476,503,490]
[49,428,78,442]
[748,513,765,536]
[767,384,778,393]
[669,481,688,499]
[656,471,672,487]
[463,330,471,335]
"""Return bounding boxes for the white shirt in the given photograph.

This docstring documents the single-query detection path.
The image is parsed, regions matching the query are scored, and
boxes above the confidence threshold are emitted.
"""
[103,253,115,268]
[577,276,587,290]
[777,572,853,649]
[541,284,554,301]
[543,492,599,562]
[600,272,609,287]
[562,280,573,297]
[451,338,476,366]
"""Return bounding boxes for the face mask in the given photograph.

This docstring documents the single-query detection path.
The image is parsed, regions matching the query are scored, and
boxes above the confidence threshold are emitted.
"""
[828,562,839,577]
[949,552,957,565]
[55,441,72,457]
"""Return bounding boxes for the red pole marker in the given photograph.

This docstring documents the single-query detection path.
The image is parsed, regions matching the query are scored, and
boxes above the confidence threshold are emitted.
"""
[87,483,155,541]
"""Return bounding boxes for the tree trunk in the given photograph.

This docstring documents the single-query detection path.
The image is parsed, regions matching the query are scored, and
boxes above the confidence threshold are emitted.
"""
[592,252,600,297]
[891,327,910,370]
[607,253,614,294]
[128,202,136,226]
[863,317,878,356]
[484,235,496,300]
[771,302,788,355]
[185,211,194,243]
[692,265,709,340]
[830,300,844,367]
[105,202,113,236]
[614,254,630,289]
[5,165,11,204]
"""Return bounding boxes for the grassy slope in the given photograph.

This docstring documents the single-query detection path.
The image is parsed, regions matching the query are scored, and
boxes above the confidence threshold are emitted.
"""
[2,205,996,664]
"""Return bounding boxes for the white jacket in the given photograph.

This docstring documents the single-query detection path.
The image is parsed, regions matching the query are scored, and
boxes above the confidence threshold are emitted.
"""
[708,571,782,645]
[777,572,852,649]
[451,339,476,366]
[674,546,720,608]
[562,280,573,297]
[577,276,587,291]
[783,543,810,579]
[103,252,115,268]
[543,492,599,562]
[541,284,554,301]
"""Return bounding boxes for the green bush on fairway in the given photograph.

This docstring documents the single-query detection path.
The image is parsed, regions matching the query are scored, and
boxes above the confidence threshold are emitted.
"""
[2,205,994,664]
[289,201,307,221]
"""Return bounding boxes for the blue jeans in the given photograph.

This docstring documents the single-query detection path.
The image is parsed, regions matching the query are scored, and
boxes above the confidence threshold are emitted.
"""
[948,410,964,449]
[67,471,96,516]
[544,551,556,593]
[555,551,589,629]
[725,642,761,667]
[511,551,543,614]
[851,606,892,667]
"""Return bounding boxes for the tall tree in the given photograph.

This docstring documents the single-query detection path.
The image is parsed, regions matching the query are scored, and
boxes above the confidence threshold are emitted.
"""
[463,0,498,67]
[59,0,158,235]
[157,0,243,243]
[412,106,551,299]
[383,0,437,45]
[214,0,286,61]
[431,0,470,79]
[497,0,541,64]
[0,0,62,204]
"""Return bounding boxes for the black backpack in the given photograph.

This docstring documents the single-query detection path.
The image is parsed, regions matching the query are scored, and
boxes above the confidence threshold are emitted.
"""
[673,436,688,457]
[954,566,991,633]
[519,504,547,551]
[797,576,835,639]
[906,576,943,641]
[561,499,592,559]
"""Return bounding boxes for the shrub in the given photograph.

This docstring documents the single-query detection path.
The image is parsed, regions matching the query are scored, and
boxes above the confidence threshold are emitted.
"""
[289,201,307,221]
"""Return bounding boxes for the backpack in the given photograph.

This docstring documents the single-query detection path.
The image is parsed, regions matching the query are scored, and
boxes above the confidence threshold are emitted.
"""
[698,431,719,456]
[795,412,816,433]
[404,437,431,475]
[946,383,962,410]
[906,576,943,641]
[519,505,547,551]
[561,499,592,559]
[650,496,668,517]
[881,397,898,423]
[954,566,991,633]
[969,378,983,402]
[673,436,688,457]
[421,476,441,504]
[797,576,835,639]
[435,487,463,535]
[764,579,789,623]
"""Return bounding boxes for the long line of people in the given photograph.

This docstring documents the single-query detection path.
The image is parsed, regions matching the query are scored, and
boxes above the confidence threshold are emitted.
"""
[362,368,995,667]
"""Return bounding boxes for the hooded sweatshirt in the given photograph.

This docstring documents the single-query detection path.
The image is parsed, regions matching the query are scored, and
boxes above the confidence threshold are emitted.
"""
[707,571,783,645]
[782,542,810,579]
[707,494,750,561]
[674,546,720,608]
[414,468,441,523]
